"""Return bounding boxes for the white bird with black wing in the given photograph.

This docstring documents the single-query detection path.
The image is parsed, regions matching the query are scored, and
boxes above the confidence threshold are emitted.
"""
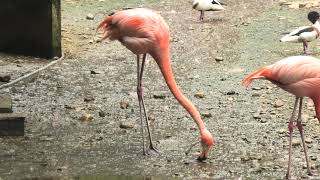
[280,11,320,54]
[192,0,225,21]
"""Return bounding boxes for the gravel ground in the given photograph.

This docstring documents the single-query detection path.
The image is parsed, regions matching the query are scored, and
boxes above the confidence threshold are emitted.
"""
[1,0,320,179]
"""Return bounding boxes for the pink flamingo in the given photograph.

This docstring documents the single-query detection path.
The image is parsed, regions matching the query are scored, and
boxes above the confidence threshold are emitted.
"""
[97,8,214,160]
[242,55,320,179]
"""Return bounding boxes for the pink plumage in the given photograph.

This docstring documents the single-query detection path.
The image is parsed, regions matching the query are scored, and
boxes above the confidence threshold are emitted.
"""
[97,8,213,160]
[242,55,320,178]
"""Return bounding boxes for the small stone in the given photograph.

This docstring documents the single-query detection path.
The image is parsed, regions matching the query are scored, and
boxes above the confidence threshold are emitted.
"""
[57,166,67,171]
[277,128,287,134]
[0,74,11,82]
[119,122,134,129]
[201,111,212,118]
[98,111,106,117]
[84,97,95,102]
[252,87,261,90]
[79,113,94,122]
[292,138,301,146]
[305,138,313,144]
[241,155,250,162]
[274,100,284,108]
[86,13,94,20]
[39,136,54,142]
[120,101,129,109]
[253,113,261,119]
[199,174,210,178]
[153,93,166,99]
[148,113,155,121]
[215,57,223,62]
[194,92,205,98]
[90,70,103,74]
[311,156,317,161]
[260,118,267,123]
[252,93,260,97]
[226,91,236,95]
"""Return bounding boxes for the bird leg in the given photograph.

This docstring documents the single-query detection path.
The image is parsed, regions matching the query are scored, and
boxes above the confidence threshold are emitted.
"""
[296,98,314,176]
[200,11,204,21]
[286,97,299,179]
[302,41,310,55]
[137,54,158,154]
[137,55,146,155]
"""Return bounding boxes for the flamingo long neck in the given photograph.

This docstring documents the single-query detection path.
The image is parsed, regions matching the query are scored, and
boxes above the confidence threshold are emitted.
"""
[152,50,206,131]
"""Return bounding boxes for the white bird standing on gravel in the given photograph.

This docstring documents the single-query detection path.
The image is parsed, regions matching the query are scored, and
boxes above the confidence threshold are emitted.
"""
[192,0,225,21]
[280,11,320,54]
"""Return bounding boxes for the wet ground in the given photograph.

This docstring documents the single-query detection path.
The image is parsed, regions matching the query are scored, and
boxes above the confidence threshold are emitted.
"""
[1,0,320,179]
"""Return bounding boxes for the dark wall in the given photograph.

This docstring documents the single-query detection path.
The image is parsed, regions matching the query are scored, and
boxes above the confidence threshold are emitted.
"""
[0,0,61,58]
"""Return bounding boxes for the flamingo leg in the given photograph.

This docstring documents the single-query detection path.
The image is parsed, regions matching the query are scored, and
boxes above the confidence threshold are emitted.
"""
[137,55,146,155]
[286,97,299,179]
[137,54,158,153]
[296,97,313,176]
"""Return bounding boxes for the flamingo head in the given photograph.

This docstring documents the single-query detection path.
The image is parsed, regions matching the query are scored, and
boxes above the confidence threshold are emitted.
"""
[197,129,214,161]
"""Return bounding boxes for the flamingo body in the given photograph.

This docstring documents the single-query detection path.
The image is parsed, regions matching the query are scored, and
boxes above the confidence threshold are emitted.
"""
[243,55,320,178]
[97,8,214,160]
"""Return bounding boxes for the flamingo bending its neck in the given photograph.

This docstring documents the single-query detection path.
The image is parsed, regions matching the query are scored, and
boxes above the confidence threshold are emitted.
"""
[97,8,214,160]
[242,55,320,179]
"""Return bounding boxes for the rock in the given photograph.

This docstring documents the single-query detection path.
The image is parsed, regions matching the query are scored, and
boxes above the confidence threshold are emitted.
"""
[119,122,134,129]
[148,113,155,121]
[260,118,267,123]
[84,97,95,102]
[252,87,261,90]
[90,70,103,74]
[311,156,317,161]
[98,111,106,117]
[79,113,93,122]
[241,155,250,162]
[194,92,205,98]
[120,101,129,109]
[305,138,313,144]
[252,93,260,97]
[153,93,166,99]
[86,13,94,20]
[215,57,223,62]
[277,128,287,134]
[226,91,237,95]
[274,100,284,108]
[0,74,10,82]
[199,174,210,178]
[292,138,301,146]
[201,111,212,118]
[39,136,54,141]
[253,113,261,119]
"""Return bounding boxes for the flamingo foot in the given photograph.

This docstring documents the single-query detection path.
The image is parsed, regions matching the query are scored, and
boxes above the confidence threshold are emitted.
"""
[143,145,160,155]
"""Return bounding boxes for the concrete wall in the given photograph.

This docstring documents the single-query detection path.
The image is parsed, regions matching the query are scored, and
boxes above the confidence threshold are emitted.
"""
[0,0,61,58]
